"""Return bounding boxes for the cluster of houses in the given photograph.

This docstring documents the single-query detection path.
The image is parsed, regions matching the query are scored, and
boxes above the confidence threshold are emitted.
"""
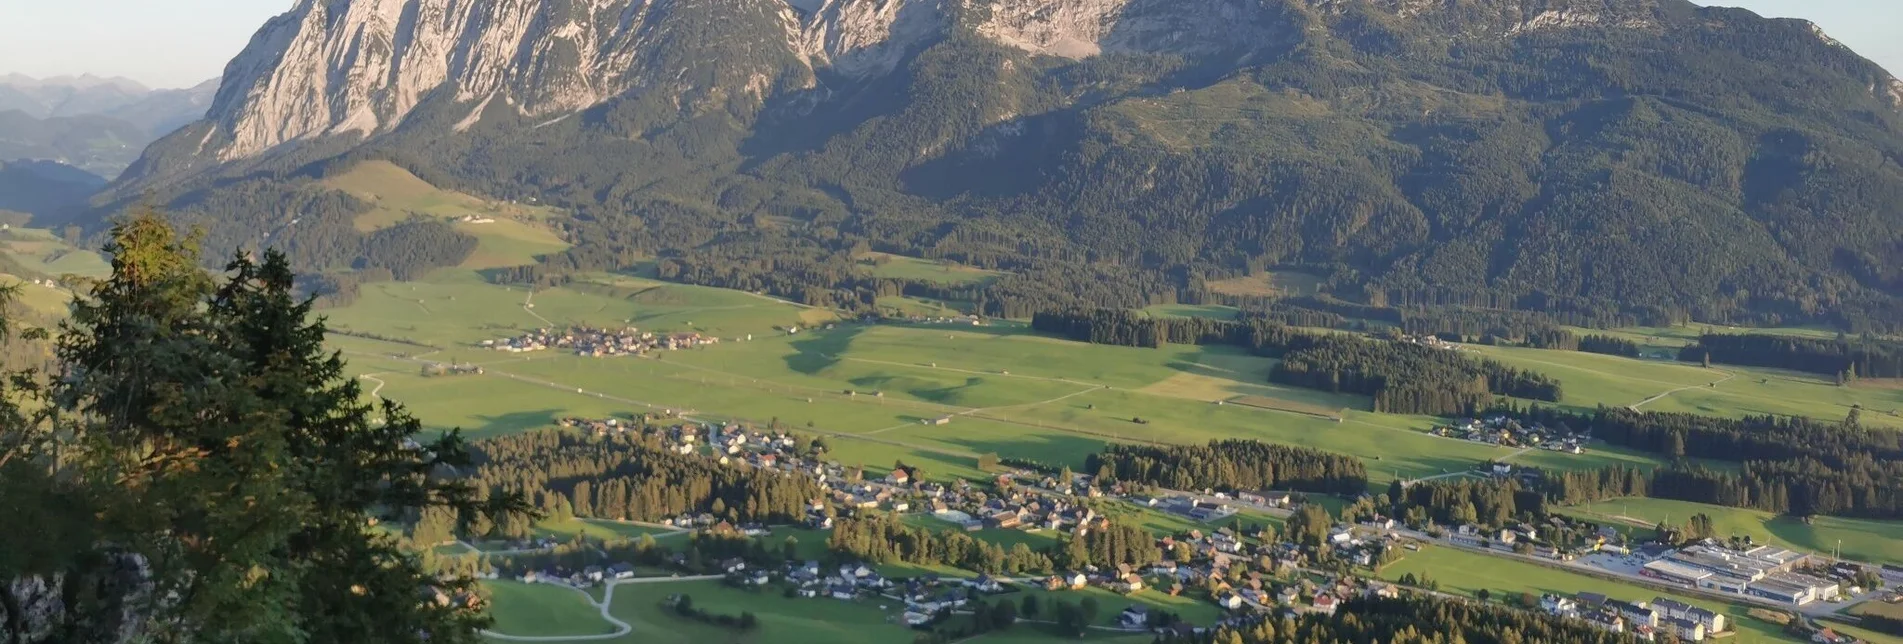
[1434,416,1588,453]
[884,313,987,326]
[454,215,496,224]
[481,326,719,356]
[1639,543,1842,605]
[419,361,484,377]
[517,561,645,588]
[1541,592,1730,642]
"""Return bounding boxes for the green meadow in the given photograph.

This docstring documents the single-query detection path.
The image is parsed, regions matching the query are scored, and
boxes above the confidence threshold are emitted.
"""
[482,581,618,637]
[605,580,914,644]
[1468,343,1903,430]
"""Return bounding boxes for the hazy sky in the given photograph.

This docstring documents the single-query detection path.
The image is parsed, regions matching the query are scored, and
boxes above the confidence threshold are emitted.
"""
[0,0,1897,89]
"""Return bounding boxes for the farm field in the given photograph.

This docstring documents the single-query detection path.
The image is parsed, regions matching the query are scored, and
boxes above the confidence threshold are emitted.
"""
[1558,497,1903,565]
[1468,343,1903,429]
[606,580,914,644]
[482,581,619,637]
[1376,546,1802,643]
[328,281,1673,483]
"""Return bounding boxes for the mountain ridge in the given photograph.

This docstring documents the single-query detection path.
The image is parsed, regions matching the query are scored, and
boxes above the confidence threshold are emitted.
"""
[94,0,1903,331]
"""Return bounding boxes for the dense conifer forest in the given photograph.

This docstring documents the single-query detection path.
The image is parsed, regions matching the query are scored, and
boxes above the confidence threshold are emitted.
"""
[1084,440,1370,496]
[1495,405,1903,519]
[464,429,827,532]
[1679,333,1903,379]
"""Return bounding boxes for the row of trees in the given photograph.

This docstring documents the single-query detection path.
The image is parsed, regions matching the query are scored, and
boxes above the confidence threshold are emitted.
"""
[826,516,1056,575]
[1271,334,1562,415]
[826,515,1159,574]
[1030,309,1563,414]
[466,430,828,526]
[1679,332,1903,378]
[1164,595,1652,643]
[1083,440,1369,495]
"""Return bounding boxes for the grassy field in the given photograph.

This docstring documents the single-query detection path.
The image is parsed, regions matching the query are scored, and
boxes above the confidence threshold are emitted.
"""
[1468,343,1903,430]
[482,581,619,637]
[1376,546,1803,643]
[1559,497,1903,565]
[0,227,110,279]
[323,161,561,231]
[606,580,914,644]
[857,252,1003,285]
[532,517,683,543]
[1202,271,1324,298]
[1851,599,1903,620]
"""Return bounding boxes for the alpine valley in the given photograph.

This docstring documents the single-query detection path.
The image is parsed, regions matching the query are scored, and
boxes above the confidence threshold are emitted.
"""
[86,0,1903,330]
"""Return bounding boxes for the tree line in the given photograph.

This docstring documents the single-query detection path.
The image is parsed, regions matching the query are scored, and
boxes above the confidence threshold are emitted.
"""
[1031,308,1563,415]
[1679,332,1903,379]
[826,515,1162,574]
[1162,594,1652,644]
[1083,440,1369,495]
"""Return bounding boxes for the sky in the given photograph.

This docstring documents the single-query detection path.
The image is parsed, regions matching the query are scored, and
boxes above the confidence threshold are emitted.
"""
[0,0,1897,89]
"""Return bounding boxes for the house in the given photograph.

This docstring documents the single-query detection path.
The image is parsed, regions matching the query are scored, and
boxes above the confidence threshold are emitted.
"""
[1116,573,1145,593]
[797,587,820,598]
[1215,593,1243,610]
[1119,605,1150,629]
[829,584,857,600]
[608,563,637,580]
[1150,561,1179,576]
[903,611,932,626]
[972,575,1003,593]
[1311,594,1338,616]
[583,566,604,582]
[748,571,771,586]
[1652,597,1726,634]
[1541,594,1578,616]
[1666,617,1706,642]
[1812,628,1854,644]
[1365,583,1399,600]
[1065,572,1088,589]
[887,469,911,485]
[720,558,747,573]
[1611,600,1659,627]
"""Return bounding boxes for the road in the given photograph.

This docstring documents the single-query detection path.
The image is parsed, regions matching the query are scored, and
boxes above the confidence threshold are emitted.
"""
[479,575,723,642]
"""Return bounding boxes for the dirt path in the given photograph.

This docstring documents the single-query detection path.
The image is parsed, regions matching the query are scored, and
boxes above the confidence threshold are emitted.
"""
[522,289,554,326]
[478,575,724,642]
[359,374,389,399]
[1629,370,1735,410]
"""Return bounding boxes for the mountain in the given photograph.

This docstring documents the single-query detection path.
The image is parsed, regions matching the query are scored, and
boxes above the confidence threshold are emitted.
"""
[103,0,1903,330]
[0,76,218,177]
[0,159,107,220]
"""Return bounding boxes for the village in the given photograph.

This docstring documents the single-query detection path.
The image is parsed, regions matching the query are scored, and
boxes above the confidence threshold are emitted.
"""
[495,416,1886,642]
[1433,414,1590,454]
[481,325,721,356]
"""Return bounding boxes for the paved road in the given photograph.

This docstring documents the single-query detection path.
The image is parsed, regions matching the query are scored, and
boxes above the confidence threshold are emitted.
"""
[480,575,724,642]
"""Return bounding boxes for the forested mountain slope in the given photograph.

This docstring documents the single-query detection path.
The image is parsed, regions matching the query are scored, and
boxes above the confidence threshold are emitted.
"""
[98,0,1903,329]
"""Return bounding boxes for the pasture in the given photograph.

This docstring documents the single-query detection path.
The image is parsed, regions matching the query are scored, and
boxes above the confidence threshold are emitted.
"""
[482,581,619,637]
[607,580,913,644]
[1377,546,1801,643]
[1468,344,1903,430]
[1558,497,1903,565]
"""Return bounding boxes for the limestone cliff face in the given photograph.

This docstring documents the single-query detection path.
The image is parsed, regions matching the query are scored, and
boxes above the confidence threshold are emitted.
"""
[137,0,1891,178]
